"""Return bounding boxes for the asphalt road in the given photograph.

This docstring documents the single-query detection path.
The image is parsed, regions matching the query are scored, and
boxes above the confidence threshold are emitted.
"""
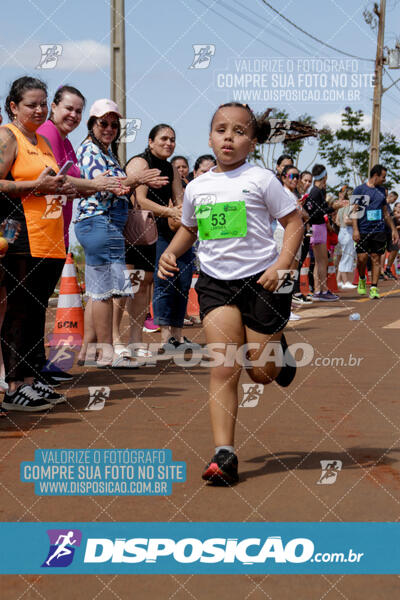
[1,280,400,598]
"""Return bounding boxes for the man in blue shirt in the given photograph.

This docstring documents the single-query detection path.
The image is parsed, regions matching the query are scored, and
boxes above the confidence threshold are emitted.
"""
[352,164,398,299]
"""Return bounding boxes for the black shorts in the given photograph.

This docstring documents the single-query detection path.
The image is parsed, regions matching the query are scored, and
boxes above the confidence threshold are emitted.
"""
[195,271,292,335]
[125,242,156,271]
[355,232,386,255]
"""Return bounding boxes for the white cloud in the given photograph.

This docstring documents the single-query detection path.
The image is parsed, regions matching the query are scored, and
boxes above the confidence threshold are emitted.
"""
[381,116,400,137]
[0,40,109,72]
[316,111,372,131]
[317,110,400,137]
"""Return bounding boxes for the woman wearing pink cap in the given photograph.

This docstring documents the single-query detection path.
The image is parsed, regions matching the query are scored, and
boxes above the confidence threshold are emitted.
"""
[38,87,130,251]
[75,99,167,368]
[37,87,138,379]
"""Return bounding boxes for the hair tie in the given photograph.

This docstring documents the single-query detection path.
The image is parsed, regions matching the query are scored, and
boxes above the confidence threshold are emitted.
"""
[314,169,327,181]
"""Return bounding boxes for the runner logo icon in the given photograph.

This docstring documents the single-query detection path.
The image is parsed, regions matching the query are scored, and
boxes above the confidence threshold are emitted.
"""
[85,387,110,411]
[274,269,298,295]
[240,383,264,407]
[36,44,63,69]
[317,460,342,485]
[42,195,66,219]
[42,529,82,567]
[120,118,142,143]
[189,44,216,69]
[123,269,145,294]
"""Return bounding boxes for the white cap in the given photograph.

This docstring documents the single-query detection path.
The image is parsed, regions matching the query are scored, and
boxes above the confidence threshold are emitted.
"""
[89,98,122,119]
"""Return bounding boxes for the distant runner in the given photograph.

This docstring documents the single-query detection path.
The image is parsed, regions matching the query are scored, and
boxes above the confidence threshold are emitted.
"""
[352,164,398,299]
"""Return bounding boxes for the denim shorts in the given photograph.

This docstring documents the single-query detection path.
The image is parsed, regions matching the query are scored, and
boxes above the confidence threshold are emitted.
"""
[75,199,133,300]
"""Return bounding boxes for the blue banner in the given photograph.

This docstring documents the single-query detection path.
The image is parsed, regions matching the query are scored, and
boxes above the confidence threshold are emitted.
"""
[0,522,399,574]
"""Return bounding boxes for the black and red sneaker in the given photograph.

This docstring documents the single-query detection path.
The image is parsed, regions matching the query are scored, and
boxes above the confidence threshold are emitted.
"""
[202,449,239,485]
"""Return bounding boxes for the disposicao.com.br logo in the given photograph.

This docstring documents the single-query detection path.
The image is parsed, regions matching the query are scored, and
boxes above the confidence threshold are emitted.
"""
[82,536,362,566]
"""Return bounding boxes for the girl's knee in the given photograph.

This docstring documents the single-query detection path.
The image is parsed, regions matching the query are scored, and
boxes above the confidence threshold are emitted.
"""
[210,365,241,382]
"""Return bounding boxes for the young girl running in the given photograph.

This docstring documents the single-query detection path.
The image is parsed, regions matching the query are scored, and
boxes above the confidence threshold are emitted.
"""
[158,103,304,485]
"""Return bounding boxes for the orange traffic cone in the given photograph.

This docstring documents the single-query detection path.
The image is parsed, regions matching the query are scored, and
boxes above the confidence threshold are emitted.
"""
[300,257,311,296]
[187,274,200,316]
[49,253,84,346]
[327,257,339,293]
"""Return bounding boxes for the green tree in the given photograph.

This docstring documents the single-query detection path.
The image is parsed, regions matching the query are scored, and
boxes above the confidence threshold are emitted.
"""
[318,106,400,191]
[69,243,85,266]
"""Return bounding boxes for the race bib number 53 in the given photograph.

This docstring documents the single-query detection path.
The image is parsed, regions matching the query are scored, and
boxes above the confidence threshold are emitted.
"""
[195,200,247,240]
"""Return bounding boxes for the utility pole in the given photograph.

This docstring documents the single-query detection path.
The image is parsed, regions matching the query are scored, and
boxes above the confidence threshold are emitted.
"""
[369,0,386,172]
[110,0,126,165]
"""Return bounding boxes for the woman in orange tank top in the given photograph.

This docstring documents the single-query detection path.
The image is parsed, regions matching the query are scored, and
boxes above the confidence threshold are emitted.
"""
[0,77,78,412]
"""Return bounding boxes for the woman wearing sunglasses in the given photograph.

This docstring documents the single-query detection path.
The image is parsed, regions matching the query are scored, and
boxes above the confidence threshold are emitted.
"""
[276,165,308,319]
[75,99,166,367]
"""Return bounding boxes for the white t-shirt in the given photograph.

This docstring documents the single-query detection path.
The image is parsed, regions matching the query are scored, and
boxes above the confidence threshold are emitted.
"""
[181,162,297,280]
[275,187,298,232]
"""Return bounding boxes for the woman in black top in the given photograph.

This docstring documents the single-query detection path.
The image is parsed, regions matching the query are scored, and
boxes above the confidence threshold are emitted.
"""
[304,164,345,300]
[124,124,193,352]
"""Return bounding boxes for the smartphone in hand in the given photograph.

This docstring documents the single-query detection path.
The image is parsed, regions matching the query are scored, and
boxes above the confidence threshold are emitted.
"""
[57,160,74,176]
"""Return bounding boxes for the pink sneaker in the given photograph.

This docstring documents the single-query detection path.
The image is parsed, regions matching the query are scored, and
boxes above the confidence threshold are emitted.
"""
[143,314,160,333]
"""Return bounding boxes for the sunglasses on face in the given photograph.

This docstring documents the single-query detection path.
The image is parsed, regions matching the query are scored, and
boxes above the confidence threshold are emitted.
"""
[97,119,119,129]
[286,173,299,180]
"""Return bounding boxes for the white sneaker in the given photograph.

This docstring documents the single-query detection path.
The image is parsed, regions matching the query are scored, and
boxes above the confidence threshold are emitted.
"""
[337,282,344,289]
[343,282,356,289]
[289,311,301,321]
[0,377,9,392]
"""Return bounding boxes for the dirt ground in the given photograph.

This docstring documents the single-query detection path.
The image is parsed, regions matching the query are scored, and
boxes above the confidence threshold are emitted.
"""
[1,280,400,598]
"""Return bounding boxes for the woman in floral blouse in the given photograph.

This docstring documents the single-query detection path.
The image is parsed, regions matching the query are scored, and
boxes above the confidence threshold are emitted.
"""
[75,99,167,367]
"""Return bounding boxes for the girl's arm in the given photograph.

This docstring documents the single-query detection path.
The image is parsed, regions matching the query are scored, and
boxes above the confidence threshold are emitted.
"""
[168,166,185,232]
[257,209,304,291]
[157,224,197,279]
[171,165,184,206]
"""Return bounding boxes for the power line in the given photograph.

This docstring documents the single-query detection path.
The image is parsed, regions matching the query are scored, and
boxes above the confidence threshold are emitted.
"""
[259,0,374,62]
[384,67,400,93]
[193,0,289,55]
[228,0,323,57]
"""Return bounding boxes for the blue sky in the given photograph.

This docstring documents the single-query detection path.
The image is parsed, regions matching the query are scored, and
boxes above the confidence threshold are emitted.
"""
[2,0,400,157]
[2,0,400,246]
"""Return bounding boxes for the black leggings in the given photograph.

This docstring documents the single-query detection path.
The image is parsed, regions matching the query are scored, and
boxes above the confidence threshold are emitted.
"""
[1,255,64,383]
